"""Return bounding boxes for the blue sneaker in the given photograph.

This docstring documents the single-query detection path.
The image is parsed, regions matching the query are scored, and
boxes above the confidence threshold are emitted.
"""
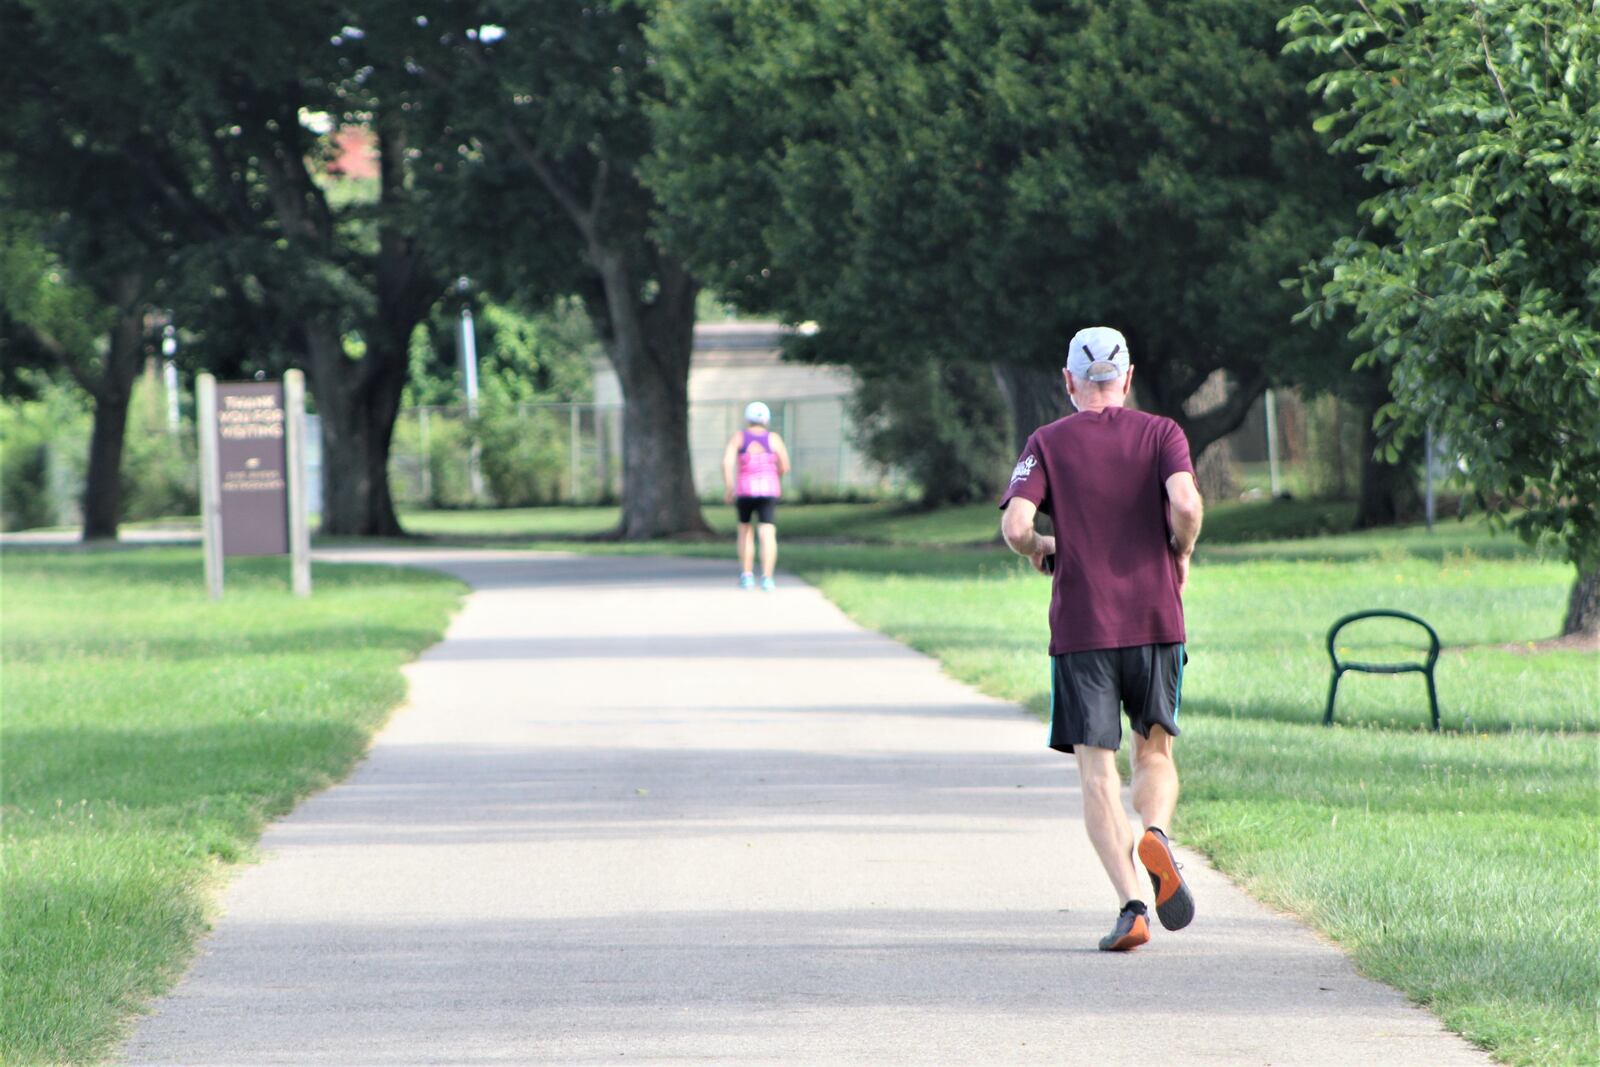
[761,576,776,592]
[739,572,756,590]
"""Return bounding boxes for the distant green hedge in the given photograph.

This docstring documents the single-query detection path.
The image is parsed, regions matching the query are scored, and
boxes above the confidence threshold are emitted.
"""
[1,381,196,532]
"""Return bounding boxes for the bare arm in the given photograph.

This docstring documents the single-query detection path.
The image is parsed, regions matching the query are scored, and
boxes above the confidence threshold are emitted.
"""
[1001,498,1055,575]
[770,433,792,476]
[1165,471,1203,592]
[722,434,740,503]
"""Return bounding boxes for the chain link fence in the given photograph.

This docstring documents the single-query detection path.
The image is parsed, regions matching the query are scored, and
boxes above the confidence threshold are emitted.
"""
[387,396,900,510]
[6,385,1421,529]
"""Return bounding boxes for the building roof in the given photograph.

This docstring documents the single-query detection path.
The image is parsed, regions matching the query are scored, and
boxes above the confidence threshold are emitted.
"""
[693,321,788,366]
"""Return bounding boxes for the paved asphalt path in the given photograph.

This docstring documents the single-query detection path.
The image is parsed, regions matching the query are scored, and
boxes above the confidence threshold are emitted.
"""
[124,549,1489,1066]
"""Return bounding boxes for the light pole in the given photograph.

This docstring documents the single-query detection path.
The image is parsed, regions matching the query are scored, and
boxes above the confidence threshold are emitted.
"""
[161,326,180,434]
[457,277,484,502]
[457,277,481,420]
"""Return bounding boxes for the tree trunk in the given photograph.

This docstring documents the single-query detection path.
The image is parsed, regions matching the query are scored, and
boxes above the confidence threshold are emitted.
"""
[991,362,1066,457]
[303,321,408,538]
[1181,371,1242,501]
[594,249,710,540]
[1193,438,1240,502]
[1354,391,1420,529]
[1141,365,1267,466]
[81,386,133,541]
[302,122,438,539]
[1564,565,1599,638]
[80,284,147,541]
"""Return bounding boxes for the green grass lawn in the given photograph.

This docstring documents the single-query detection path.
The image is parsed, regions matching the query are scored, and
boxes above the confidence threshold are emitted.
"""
[398,496,1368,546]
[399,500,1599,1066]
[801,536,1597,1066]
[0,549,463,1064]
[6,502,1595,1064]
[398,499,1016,544]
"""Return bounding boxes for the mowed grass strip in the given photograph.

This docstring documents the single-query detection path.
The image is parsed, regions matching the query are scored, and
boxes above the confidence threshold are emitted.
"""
[398,497,1368,547]
[0,548,462,1065]
[800,531,1597,1067]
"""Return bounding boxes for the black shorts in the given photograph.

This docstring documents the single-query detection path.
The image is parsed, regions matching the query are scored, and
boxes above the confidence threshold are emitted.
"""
[735,496,777,524]
[1049,643,1186,753]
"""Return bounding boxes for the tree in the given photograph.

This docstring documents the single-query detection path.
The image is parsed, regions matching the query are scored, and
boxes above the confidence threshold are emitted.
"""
[648,0,1364,472]
[1285,0,1600,637]
[9,1,453,538]
[127,2,448,536]
[0,231,147,540]
[411,2,710,538]
[0,6,180,540]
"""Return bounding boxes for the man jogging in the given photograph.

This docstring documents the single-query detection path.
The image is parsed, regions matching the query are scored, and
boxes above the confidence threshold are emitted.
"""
[999,326,1204,952]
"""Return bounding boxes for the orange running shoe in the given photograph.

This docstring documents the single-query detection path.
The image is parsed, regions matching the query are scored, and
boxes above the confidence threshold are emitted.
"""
[1138,828,1195,931]
[1097,906,1151,952]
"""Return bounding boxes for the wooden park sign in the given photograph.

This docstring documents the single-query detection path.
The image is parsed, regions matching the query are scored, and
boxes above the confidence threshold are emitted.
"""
[197,371,312,599]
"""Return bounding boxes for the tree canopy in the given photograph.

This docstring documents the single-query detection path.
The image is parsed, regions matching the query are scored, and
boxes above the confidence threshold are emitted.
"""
[3,0,456,536]
[648,0,1365,465]
[1285,0,1600,633]
[407,1,711,538]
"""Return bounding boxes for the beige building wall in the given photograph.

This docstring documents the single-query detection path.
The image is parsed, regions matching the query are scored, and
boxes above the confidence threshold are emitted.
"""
[592,322,888,498]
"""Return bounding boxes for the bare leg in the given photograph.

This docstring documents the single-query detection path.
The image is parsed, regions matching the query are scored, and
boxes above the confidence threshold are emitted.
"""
[737,523,755,574]
[757,523,778,579]
[1131,726,1178,833]
[1074,746,1142,905]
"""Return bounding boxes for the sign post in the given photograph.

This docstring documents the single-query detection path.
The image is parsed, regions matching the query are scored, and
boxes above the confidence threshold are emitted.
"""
[197,373,311,598]
[285,370,312,596]
[197,374,225,600]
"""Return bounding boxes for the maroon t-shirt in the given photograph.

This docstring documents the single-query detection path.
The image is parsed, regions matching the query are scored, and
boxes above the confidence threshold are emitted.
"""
[999,407,1195,655]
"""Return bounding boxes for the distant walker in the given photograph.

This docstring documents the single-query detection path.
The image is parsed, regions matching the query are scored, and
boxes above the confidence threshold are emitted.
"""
[722,401,791,592]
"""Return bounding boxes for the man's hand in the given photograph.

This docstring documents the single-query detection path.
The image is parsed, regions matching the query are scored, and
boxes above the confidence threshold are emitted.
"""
[1173,550,1190,594]
[1030,535,1056,575]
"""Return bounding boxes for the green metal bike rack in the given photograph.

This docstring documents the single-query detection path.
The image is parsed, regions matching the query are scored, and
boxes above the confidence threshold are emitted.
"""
[1324,609,1441,730]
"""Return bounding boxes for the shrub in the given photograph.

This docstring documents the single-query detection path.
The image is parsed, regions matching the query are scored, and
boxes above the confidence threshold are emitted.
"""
[850,359,1009,507]
[120,378,198,522]
[1,419,55,530]
[475,403,568,507]
[390,408,476,508]
[0,385,88,531]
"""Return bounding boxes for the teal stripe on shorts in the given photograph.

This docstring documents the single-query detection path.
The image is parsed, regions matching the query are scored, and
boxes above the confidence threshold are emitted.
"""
[1174,643,1185,723]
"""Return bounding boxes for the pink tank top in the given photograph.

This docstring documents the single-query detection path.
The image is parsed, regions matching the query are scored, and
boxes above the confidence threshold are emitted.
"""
[735,429,782,498]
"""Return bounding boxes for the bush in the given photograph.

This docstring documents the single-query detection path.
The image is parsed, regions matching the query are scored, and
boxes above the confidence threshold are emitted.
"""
[0,386,88,531]
[1,420,54,530]
[850,359,1009,507]
[120,378,198,522]
[475,403,568,507]
[390,408,476,508]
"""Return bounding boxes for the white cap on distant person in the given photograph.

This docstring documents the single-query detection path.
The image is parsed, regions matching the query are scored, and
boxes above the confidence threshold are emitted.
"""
[1066,326,1130,383]
[744,401,772,425]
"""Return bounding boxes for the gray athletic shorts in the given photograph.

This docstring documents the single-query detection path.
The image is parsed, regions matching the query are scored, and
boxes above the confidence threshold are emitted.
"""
[1049,643,1186,753]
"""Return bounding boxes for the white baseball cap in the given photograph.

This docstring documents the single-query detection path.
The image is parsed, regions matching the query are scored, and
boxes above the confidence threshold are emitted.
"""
[1066,326,1130,382]
[744,401,771,425]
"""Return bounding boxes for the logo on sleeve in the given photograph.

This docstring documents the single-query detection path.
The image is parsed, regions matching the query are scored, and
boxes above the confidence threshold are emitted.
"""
[1010,454,1037,485]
